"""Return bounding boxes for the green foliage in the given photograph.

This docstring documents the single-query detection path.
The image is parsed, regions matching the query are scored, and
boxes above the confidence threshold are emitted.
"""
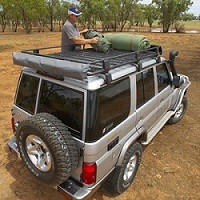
[0,0,70,33]
[45,0,61,31]
[0,0,14,32]
[174,22,185,33]
[20,0,47,33]
[80,0,139,31]
[0,0,196,33]
[181,13,196,21]
[152,0,193,32]
[144,3,159,27]
[131,4,146,27]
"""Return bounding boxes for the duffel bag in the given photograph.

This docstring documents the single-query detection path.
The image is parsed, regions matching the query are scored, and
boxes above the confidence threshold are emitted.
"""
[84,30,112,53]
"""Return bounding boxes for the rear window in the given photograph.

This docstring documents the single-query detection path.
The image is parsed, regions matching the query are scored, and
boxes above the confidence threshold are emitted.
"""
[16,73,39,114]
[37,80,84,138]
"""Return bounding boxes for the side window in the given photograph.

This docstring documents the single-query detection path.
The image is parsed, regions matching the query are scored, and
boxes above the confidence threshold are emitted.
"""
[16,73,39,114]
[156,63,171,92]
[87,78,130,142]
[143,69,155,101]
[136,68,155,108]
[37,80,84,139]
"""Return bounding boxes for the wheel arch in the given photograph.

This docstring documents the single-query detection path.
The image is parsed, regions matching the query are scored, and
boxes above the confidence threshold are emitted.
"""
[116,127,145,166]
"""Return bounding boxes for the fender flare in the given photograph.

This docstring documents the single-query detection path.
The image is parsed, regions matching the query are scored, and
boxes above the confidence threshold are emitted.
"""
[116,127,145,166]
[172,78,190,113]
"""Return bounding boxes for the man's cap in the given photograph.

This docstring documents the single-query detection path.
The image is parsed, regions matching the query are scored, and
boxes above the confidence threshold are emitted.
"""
[68,7,82,16]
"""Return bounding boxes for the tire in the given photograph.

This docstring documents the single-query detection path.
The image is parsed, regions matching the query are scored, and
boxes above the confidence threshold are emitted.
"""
[16,113,79,186]
[108,142,142,194]
[168,96,188,124]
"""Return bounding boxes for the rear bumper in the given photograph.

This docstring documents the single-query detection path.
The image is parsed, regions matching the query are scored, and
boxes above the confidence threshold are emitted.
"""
[7,136,98,200]
[58,178,99,200]
[7,136,20,158]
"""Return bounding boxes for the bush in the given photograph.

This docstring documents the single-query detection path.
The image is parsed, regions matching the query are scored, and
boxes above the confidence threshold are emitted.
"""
[174,22,185,33]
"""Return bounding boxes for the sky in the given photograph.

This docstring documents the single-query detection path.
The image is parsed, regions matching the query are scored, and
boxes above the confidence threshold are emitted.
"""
[139,0,200,16]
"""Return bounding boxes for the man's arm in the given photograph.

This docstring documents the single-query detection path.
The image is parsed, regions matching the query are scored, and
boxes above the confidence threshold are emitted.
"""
[79,29,88,35]
[71,36,98,45]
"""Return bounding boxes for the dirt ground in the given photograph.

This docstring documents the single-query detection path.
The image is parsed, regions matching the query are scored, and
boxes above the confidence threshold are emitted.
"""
[0,31,199,200]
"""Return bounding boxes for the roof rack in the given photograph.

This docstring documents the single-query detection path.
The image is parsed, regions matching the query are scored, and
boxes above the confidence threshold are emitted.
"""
[13,45,162,81]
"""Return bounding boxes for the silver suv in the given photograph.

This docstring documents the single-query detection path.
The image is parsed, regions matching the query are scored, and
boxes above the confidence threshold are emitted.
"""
[8,45,190,199]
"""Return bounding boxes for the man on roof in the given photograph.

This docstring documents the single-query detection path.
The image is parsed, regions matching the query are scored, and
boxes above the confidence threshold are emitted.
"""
[61,7,98,54]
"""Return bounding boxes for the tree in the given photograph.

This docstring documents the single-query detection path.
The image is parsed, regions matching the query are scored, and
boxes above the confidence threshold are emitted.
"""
[130,4,146,27]
[144,3,159,27]
[153,0,193,32]
[79,0,140,32]
[80,0,98,28]
[32,1,48,32]
[107,0,139,32]
[56,1,69,31]
[9,3,21,32]
[9,0,47,34]
[45,0,61,32]
[0,0,12,32]
[181,13,195,21]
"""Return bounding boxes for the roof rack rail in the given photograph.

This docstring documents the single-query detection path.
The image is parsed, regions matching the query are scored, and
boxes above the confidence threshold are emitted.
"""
[13,45,162,81]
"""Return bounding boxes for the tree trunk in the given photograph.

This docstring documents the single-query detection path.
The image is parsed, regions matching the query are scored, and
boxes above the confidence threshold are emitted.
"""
[50,15,54,31]
[1,23,6,32]
[0,16,6,32]
[162,20,170,33]
[22,21,32,34]
[11,19,20,32]
[163,24,169,33]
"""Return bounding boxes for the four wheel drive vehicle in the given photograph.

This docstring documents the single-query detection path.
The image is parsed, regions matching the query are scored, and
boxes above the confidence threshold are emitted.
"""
[8,45,190,200]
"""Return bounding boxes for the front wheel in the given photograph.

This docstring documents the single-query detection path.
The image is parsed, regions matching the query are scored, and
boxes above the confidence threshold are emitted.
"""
[108,142,142,194]
[168,96,188,124]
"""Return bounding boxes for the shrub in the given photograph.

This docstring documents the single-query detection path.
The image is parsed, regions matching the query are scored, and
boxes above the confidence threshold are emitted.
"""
[174,22,185,33]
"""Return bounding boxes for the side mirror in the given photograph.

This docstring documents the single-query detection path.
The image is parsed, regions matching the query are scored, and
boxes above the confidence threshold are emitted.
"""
[172,76,181,88]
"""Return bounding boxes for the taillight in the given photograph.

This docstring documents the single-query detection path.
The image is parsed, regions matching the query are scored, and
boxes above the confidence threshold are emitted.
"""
[11,117,15,132]
[82,162,97,185]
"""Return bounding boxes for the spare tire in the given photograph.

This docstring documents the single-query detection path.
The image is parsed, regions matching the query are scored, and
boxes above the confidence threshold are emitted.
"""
[16,113,79,186]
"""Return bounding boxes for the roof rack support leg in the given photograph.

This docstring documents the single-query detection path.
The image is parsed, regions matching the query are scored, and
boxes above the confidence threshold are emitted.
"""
[103,59,110,72]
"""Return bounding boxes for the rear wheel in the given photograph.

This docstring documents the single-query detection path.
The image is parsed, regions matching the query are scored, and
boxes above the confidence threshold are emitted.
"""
[16,113,79,186]
[168,96,188,124]
[108,142,142,194]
